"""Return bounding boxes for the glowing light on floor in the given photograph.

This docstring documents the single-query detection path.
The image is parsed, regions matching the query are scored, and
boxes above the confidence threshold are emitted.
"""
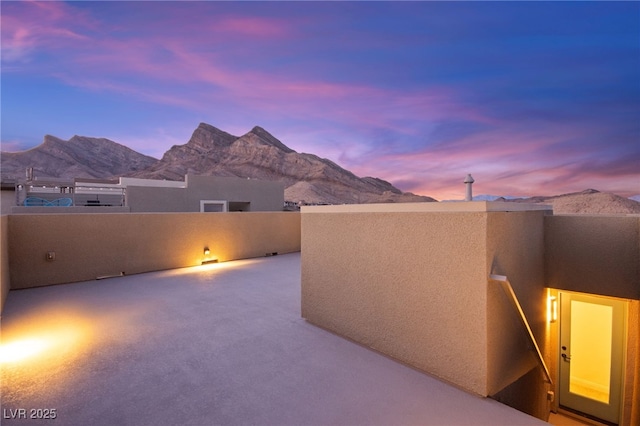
[0,338,49,363]
[0,313,92,367]
[163,258,256,277]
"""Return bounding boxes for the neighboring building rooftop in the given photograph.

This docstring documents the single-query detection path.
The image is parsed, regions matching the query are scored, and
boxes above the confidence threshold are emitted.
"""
[1,253,547,426]
[301,201,553,213]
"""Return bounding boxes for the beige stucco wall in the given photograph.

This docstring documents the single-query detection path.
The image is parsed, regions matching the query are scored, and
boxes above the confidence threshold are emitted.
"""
[486,211,548,390]
[486,211,550,419]
[545,215,640,300]
[302,210,490,395]
[8,212,300,290]
[1,190,16,215]
[301,205,551,414]
[1,215,9,312]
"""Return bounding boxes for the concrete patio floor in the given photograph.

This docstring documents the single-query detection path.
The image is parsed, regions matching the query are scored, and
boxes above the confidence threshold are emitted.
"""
[1,253,548,425]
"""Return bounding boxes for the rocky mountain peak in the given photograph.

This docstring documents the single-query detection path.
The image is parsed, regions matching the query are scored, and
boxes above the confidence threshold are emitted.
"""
[41,134,65,147]
[247,126,296,154]
[124,122,435,204]
[190,123,238,149]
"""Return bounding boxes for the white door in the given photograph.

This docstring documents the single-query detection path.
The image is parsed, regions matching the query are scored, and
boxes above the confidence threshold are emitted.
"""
[559,292,626,424]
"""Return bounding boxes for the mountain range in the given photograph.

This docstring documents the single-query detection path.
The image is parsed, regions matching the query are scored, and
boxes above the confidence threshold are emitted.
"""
[1,134,157,180]
[0,123,434,205]
[1,123,639,213]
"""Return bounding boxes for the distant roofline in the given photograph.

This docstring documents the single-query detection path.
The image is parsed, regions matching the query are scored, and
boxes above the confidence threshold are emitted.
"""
[301,201,553,213]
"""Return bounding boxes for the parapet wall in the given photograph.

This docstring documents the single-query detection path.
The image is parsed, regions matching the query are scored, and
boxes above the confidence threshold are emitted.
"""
[301,203,549,401]
[7,212,301,290]
[302,210,489,394]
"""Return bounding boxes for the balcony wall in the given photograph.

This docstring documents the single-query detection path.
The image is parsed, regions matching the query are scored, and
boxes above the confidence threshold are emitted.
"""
[7,212,300,291]
[301,203,550,411]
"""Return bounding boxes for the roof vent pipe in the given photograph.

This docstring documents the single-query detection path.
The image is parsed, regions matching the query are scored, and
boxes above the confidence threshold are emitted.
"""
[464,174,475,201]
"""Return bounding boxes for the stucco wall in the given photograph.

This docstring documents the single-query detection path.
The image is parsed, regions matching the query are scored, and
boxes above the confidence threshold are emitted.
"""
[1,190,16,215]
[486,212,548,390]
[186,175,284,212]
[126,186,188,212]
[486,211,550,419]
[126,176,284,213]
[302,206,554,411]
[8,212,300,290]
[545,215,640,300]
[302,211,490,395]
[1,215,9,312]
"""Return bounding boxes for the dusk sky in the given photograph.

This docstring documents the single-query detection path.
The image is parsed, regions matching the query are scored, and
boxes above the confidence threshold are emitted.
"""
[2,1,639,200]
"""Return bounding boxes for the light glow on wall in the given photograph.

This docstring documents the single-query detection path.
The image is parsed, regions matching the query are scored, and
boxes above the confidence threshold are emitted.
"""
[547,295,557,323]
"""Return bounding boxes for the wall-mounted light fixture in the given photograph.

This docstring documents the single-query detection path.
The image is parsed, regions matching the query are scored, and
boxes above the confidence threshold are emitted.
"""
[547,296,558,323]
[201,247,218,265]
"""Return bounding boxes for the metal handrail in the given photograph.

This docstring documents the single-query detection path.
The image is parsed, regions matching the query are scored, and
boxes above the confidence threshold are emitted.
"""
[490,274,553,385]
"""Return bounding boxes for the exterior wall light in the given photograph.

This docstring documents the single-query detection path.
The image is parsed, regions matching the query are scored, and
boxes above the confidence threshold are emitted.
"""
[548,296,558,323]
[201,247,218,265]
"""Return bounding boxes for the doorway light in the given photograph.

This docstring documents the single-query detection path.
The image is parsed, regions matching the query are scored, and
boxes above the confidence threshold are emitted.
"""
[548,296,557,323]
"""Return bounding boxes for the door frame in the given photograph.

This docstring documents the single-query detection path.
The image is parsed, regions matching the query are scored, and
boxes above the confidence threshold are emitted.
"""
[556,290,628,425]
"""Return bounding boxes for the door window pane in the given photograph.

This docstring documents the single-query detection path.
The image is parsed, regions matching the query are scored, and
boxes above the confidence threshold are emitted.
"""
[569,300,612,403]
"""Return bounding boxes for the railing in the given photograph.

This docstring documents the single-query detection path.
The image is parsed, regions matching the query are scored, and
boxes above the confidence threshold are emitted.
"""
[24,197,73,207]
[490,274,553,385]
[17,183,126,207]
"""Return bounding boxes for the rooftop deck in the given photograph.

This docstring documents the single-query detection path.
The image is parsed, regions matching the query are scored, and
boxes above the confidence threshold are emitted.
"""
[1,253,548,425]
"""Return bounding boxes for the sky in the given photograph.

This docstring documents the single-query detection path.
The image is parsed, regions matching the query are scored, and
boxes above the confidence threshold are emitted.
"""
[2,1,639,200]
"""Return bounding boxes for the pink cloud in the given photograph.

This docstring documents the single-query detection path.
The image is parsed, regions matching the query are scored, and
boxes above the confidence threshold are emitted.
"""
[60,34,490,147]
[364,149,639,201]
[1,1,92,63]
[3,2,491,149]
[338,121,640,200]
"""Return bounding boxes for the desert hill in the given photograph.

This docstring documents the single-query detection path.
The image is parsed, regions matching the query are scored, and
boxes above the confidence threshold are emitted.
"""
[0,135,157,180]
[508,189,640,215]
